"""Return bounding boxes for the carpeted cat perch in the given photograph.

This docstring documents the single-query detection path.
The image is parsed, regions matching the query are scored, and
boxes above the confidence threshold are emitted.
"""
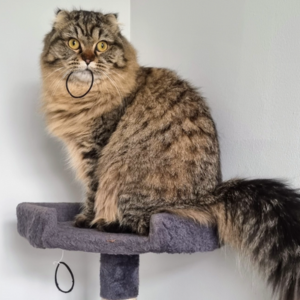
[16,202,219,300]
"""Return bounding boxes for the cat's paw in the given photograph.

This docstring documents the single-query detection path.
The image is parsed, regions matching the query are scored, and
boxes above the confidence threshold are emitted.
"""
[93,219,106,232]
[74,213,93,228]
[137,221,149,236]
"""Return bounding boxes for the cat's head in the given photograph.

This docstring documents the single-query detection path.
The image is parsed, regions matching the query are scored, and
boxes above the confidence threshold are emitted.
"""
[41,10,138,88]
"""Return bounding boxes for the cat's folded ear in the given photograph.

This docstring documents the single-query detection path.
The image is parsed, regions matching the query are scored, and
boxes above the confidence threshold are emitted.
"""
[55,8,62,15]
[53,9,70,30]
[104,13,120,33]
[106,13,118,20]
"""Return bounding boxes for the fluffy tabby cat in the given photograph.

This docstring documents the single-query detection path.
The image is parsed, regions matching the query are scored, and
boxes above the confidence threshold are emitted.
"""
[41,9,300,300]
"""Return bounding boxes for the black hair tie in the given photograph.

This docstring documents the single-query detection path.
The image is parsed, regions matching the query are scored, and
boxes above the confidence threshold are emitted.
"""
[54,261,75,293]
[66,69,94,98]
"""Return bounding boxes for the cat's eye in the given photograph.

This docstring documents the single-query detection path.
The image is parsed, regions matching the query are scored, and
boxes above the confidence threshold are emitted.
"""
[68,38,80,50]
[96,41,108,52]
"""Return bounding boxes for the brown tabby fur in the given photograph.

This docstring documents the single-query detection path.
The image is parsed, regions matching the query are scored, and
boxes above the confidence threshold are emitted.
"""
[41,9,221,234]
[41,10,300,300]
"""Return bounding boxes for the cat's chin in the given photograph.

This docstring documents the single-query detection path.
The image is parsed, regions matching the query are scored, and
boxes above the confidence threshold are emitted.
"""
[71,70,94,83]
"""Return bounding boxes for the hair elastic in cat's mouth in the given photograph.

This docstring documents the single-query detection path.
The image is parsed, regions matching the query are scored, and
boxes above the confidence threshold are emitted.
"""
[66,69,94,98]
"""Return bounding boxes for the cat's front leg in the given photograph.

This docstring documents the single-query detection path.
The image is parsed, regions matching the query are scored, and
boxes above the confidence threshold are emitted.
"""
[117,194,152,236]
[74,211,94,228]
[74,181,98,228]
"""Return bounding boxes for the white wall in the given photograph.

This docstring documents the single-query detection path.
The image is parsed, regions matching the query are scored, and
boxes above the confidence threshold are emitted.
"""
[0,1,130,300]
[131,0,300,299]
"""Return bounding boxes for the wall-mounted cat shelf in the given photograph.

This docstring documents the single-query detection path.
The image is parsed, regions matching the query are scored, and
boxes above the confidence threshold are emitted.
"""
[17,202,219,300]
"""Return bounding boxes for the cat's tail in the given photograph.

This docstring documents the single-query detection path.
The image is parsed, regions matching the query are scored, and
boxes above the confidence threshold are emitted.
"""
[172,179,300,300]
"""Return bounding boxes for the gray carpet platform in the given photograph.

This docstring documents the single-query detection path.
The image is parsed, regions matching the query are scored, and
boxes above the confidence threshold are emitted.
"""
[17,202,219,299]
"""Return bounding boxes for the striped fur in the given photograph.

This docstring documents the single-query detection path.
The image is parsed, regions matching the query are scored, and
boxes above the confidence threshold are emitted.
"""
[41,10,300,299]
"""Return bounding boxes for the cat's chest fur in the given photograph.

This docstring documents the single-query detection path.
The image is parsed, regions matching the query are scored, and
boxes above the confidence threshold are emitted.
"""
[43,83,128,184]
[65,99,127,184]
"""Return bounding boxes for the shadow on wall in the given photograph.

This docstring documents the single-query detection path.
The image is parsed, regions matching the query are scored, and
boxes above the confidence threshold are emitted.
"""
[8,82,82,202]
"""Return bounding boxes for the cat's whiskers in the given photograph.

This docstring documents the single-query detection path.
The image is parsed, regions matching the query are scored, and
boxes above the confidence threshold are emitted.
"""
[43,67,65,80]
[67,61,80,68]
[95,77,109,97]
[87,80,108,114]
[90,72,103,97]
[94,80,102,96]
[48,78,63,98]
[67,56,78,62]
[100,70,123,101]
[96,66,125,85]
[46,69,64,91]
[109,69,126,80]
[47,69,69,98]
[92,70,115,101]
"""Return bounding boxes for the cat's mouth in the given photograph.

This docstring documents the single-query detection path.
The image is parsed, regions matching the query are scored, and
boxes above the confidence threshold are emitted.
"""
[66,69,94,98]
[70,69,95,83]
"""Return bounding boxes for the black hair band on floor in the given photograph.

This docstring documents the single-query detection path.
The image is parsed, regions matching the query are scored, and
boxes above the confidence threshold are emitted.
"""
[66,69,94,98]
[54,261,75,293]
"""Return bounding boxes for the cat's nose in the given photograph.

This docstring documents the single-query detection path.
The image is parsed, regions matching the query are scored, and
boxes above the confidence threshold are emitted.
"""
[81,52,95,66]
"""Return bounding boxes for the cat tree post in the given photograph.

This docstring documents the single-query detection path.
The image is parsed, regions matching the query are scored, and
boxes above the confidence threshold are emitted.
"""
[100,254,139,300]
[16,202,219,299]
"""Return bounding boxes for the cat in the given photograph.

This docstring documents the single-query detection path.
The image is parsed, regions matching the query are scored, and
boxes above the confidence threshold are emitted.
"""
[41,9,300,300]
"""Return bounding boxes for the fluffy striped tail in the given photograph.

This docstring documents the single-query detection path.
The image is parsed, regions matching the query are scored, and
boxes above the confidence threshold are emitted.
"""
[212,179,300,300]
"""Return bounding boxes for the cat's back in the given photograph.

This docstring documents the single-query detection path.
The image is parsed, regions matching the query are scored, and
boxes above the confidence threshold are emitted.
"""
[115,67,219,150]
[116,67,216,140]
[132,67,210,117]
